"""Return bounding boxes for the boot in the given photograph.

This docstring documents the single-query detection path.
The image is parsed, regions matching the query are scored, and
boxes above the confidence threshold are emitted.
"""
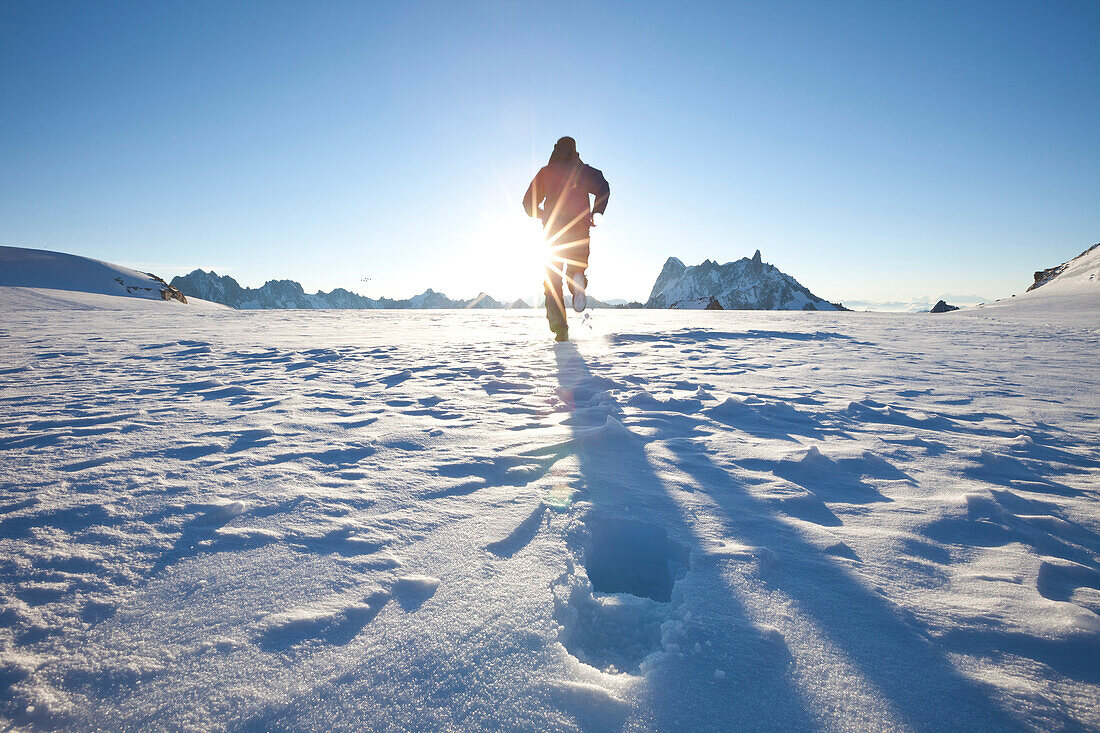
[570,271,587,312]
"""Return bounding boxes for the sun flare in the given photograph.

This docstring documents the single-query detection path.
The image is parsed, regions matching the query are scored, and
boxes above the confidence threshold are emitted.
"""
[467,209,548,304]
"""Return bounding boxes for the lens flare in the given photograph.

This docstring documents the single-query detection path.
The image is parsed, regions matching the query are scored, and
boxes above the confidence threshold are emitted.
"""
[461,209,546,305]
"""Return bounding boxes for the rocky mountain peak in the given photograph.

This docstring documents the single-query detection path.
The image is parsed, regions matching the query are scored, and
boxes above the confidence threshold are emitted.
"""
[646,252,843,311]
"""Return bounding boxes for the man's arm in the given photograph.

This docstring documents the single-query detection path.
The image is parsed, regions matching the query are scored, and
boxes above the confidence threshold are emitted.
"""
[523,168,545,218]
[585,166,610,216]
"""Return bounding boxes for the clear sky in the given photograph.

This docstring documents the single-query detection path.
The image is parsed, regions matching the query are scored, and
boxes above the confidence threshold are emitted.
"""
[2,1,1098,309]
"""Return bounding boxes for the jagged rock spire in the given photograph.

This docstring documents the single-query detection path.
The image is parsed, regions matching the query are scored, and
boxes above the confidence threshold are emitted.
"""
[645,253,842,310]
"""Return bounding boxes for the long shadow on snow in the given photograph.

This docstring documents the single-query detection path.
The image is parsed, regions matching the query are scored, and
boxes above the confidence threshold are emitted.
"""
[553,344,819,732]
[659,441,1040,731]
[559,344,1033,733]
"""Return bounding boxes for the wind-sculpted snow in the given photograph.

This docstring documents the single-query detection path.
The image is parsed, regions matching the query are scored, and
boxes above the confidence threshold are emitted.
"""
[0,304,1098,731]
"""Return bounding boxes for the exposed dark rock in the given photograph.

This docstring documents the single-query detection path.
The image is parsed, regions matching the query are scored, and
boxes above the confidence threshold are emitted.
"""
[113,275,187,304]
[930,300,959,313]
[147,273,187,304]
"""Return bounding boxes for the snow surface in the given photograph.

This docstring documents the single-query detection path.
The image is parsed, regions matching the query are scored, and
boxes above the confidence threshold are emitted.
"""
[1,286,1098,731]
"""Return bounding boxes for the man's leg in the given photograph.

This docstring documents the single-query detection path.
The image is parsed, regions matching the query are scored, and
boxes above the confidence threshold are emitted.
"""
[544,263,567,336]
[565,239,590,312]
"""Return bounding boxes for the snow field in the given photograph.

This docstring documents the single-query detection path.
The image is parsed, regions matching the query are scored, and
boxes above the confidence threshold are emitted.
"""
[0,304,1098,731]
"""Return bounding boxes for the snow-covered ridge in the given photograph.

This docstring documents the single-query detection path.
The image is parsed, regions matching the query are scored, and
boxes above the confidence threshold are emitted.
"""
[0,246,189,304]
[1026,243,1099,293]
[645,250,845,311]
[969,242,1100,317]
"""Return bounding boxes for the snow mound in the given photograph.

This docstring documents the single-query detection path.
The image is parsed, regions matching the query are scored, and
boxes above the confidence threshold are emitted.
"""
[0,246,226,310]
[579,416,642,448]
[1,246,185,302]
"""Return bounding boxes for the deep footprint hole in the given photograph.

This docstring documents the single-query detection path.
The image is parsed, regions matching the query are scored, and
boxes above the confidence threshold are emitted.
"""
[584,517,688,602]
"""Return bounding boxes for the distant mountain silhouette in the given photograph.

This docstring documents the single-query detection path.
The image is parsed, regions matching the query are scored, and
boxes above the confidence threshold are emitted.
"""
[646,250,847,311]
[170,270,589,310]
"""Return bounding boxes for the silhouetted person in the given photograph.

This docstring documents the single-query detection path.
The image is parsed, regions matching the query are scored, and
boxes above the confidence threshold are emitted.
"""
[523,136,609,341]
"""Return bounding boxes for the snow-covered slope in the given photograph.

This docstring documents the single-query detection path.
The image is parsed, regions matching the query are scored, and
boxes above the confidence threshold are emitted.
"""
[1,305,1097,731]
[1028,243,1100,292]
[0,246,227,311]
[968,243,1100,318]
[0,246,192,303]
[646,251,844,310]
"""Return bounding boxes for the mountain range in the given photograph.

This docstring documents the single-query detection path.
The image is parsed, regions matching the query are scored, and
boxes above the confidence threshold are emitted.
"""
[169,270,518,310]
[171,251,844,312]
[168,270,623,310]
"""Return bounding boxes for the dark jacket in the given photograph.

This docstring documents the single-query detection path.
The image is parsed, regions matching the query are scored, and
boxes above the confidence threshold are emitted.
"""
[523,159,610,239]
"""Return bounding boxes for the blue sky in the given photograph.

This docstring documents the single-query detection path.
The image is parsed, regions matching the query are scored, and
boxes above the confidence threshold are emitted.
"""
[2,1,1098,308]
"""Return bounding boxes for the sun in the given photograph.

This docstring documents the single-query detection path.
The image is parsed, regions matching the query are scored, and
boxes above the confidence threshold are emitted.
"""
[468,209,548,303]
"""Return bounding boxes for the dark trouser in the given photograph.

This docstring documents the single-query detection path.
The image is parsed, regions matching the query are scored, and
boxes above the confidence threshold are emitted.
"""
[544,234,589,334]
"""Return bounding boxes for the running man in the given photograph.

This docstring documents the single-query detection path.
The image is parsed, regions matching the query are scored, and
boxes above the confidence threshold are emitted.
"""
[523,136,610,341]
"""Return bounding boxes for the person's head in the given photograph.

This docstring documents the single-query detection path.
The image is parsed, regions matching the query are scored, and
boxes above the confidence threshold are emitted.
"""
[549,136,579,163]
